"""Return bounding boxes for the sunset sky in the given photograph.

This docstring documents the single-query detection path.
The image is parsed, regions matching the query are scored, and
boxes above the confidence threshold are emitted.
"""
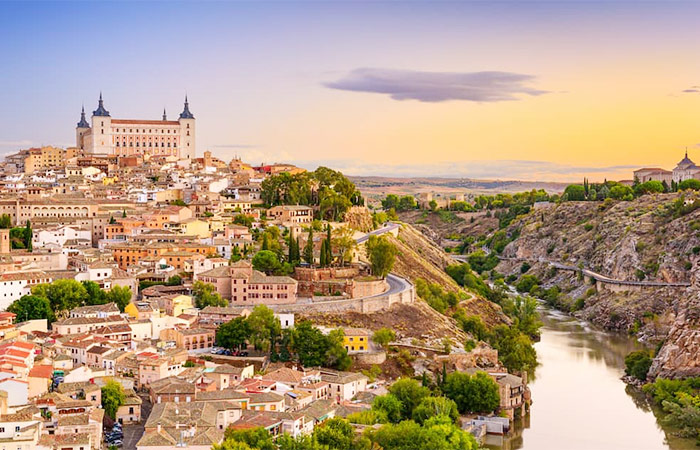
[2,1,700,182]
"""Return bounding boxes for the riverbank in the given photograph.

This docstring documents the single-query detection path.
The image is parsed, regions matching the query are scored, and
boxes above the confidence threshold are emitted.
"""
[487,306,697,450]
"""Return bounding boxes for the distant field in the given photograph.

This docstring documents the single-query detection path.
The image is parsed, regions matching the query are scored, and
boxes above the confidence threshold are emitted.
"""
[350,175,568,201]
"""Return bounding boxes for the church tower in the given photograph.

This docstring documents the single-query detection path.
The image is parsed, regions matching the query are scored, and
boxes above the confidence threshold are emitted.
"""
[90,93,112,154]
[178,95,196,160]
[76,105,90,150]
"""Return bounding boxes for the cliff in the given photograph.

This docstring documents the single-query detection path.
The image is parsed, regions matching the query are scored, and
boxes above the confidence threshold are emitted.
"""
[498,193,700,378]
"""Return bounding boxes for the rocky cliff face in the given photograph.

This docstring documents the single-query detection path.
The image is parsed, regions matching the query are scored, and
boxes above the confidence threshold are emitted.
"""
[500,193,700,378]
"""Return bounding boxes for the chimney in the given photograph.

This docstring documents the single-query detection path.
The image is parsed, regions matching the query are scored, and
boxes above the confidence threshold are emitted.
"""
[157,422,161,433]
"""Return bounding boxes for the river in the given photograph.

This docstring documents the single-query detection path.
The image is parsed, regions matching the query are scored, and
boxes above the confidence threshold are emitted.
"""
[485,307,695,450]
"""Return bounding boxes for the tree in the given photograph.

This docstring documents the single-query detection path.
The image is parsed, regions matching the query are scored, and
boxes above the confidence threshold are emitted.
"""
[442,371,500,414]
[105,286,132,312]
[515,274,539,293]
[489,325,537,372]
[429,200,438,211]
[314,417,356,450]
[7,295,55,323]
[332,226,356,266]
[319,239,329,268]
[287,235,300,266]
[252,250,282,275]
[82,281,106,305]
[230,245,242,263]
[372,394,403,423]
[32,279,89,314]
[192,281,227,309]
[678,178,700,191]
[326,328,351,371]
[25,220,32,251]
[366,235,397,278]
[165,275,183,286]
[216,316,250,350]
[213,440,253,450]
[101,379,125,420]
[369,415,478,450]
[290,321,332,367]
[223,427,275,450]
[634,180,665,195]
[563,184,586,201]
[0,214,11,228]
[246,305,281,353]
[372,328,396,349]
[624,350,653,381]
[397,195,417,211]
[382,194,400,211]
[610,184,634,200]
[388,378,430,420]
[303,228,314,264]
[412,396,459,424]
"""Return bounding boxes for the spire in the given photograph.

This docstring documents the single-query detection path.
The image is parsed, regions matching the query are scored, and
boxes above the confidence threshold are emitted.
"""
[163,108,167,121]
[92,92,110,117]
[77,105,90,128]
[179,95,194,119]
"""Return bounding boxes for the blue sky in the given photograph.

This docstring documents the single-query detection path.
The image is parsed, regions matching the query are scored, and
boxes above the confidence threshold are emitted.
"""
[2,1,700,181]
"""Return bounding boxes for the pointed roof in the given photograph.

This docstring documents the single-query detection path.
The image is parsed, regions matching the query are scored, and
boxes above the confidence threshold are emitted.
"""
[163,108,167,121]
[179,95,194,119]
[77,106,90,128]
[92,92,110,117]
[676,150,697,170]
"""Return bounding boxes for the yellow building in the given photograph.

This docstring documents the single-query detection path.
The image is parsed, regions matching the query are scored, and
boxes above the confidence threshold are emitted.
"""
[342,328,370,353]
[168,218,211,238]
[165,294,194,317]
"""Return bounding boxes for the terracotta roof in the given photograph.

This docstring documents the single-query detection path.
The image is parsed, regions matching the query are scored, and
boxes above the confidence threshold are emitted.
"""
[28,365,53,379]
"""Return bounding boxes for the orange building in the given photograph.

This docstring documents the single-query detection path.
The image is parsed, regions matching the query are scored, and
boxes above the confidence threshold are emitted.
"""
[111,242,216,269]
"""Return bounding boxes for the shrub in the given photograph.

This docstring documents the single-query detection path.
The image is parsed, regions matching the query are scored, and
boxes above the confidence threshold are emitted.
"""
[624,350,653,381]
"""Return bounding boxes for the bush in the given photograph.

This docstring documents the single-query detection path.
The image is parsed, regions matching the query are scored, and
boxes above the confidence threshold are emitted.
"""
[515,275,540,293]
[624,350,653,381]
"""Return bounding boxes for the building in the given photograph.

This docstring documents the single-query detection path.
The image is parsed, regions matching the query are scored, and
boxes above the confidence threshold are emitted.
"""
[633,168,672,185]
[76,94,195,160]
[672,151,700,183]
[268,205,313,225]
[341,328,370,353]
[195,260,298,305]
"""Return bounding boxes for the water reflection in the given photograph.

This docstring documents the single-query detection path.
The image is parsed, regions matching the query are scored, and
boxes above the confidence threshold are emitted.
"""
[487,307,695,450]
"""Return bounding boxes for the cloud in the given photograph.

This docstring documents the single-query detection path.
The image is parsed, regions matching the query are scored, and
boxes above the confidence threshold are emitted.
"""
[212,144,261,149]
[292,158,638,182]
[682,89,699,93]
[0,140,35,148]
[323,68,549,102]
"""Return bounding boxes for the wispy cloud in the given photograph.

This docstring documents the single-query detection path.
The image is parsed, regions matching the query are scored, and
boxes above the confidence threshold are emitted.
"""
[293,159,638,182]
[324,68,549,103]
[212,144,261,149]
[681,85,700,93]
[0,140,35,148]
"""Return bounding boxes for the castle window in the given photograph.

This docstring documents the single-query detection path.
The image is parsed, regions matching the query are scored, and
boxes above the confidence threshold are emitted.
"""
[187,131,190,136]
[187,124,190,128]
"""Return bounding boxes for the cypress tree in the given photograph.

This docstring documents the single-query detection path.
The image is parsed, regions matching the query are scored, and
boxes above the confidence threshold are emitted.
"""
[303,228,314,265]
[320,239,328,267]
[325,225,333,266]
[262,233,269,251]
[25,220,32,252]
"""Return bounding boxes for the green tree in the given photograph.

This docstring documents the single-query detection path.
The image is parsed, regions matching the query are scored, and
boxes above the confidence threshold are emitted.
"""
[165,275,183,286]
[32,279,89,314]
[412,396,459,424]
[382,194,400,211]
[213,440,253,450]
[25,220,32,251]
[563,184,586,201]
[230,245,242,263]
[319,239,329,268]
[369,415,478,450]
[679,178,700,191]
[7,295,55,323]
[442,371,500,414]
[489,325,537,372]
[388,378,430,420]
[372,394,403,423]
[216,316,250,350]
[610,184,634,200]
[624,350,653,381]
[290,320,332,367]
[372,328,396,349]
[81,281,106,305]
[192,281,227,309]
[252,250,282,274]
[105,286,132,312]
[326,328,351,370]
[332,226,356,265]
[314,417,356,450]
[397,195,417,211]
[223,427,275,450]
[101,379,125,420]
[288,235,300,265]
[515,275,539,293]
[0,214,11,228]
[246,305,281,353]
[634,180,665,195]
[366,235,397,278]
[303,228,314,264]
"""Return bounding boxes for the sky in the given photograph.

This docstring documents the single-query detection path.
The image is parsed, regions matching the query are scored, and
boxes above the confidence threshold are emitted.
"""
[2,1,700,182]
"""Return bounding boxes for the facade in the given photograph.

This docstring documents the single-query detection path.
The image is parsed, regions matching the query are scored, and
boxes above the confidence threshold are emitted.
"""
[76,94,195,160]
[268,205,313,225]
[672,151,700,183]
[633,168,673,185]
